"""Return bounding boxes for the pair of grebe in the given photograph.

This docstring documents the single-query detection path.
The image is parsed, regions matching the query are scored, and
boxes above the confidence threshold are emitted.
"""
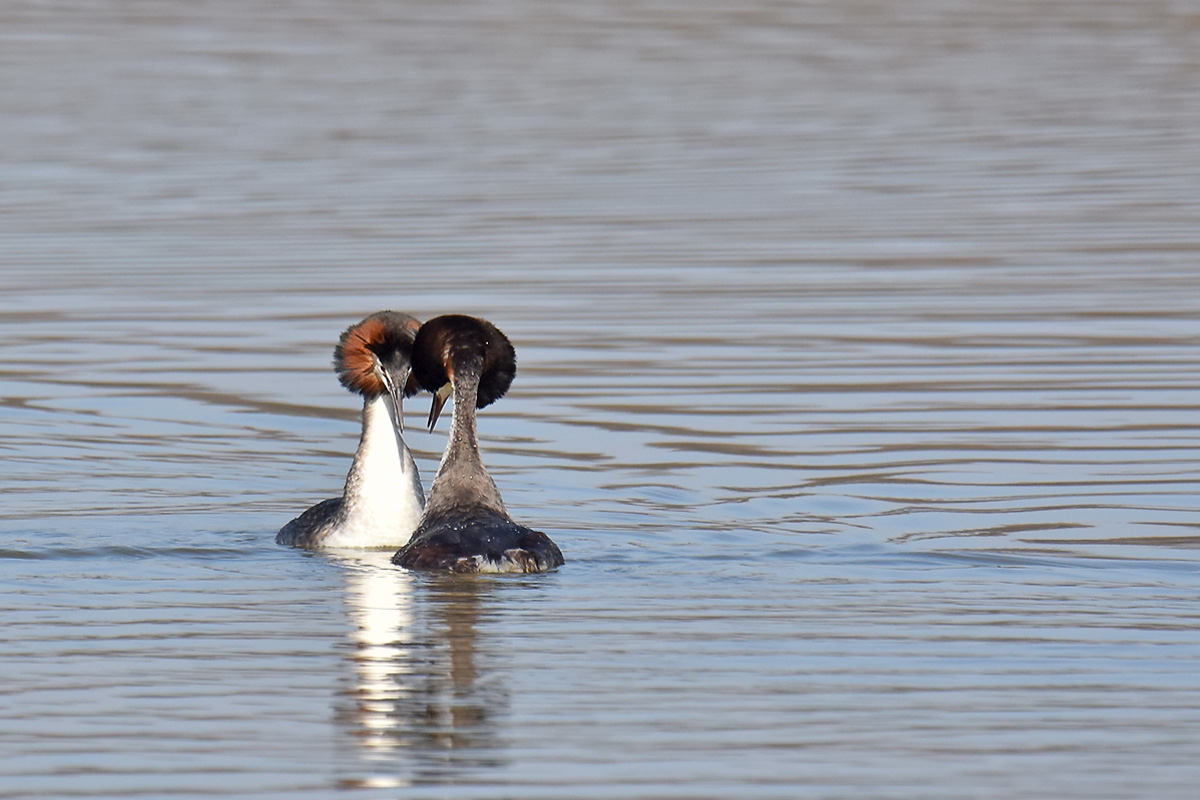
[276,312,564,574]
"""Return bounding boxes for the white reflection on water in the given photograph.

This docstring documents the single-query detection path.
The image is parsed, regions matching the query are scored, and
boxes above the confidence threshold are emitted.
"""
[330,552,509,791]
[331,552,417,764]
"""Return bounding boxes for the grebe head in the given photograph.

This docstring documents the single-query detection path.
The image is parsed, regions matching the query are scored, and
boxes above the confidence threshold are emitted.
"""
[411,314,516,430]
[334,311,423,427]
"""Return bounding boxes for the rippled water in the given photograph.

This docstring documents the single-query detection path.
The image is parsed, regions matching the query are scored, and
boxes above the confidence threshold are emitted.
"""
[3,1,1200,797]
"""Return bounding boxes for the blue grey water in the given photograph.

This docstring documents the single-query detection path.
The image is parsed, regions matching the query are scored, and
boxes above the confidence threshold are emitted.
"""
[2,1,1199,797]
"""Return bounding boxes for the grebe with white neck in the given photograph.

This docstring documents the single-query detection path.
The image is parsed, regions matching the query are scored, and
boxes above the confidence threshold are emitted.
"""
[392,315,564,573]
[277,311,425,549]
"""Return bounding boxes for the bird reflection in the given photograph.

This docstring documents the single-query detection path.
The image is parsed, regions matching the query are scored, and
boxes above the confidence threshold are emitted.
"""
[328,551,506,789]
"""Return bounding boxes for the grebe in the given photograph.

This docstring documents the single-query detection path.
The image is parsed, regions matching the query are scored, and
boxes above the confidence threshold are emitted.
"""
[391,315,564,573]
[276,311,425,548]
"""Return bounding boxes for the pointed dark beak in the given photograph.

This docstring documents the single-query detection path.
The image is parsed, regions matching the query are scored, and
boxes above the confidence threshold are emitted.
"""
[427,383,452,431]
[379,365,409,432]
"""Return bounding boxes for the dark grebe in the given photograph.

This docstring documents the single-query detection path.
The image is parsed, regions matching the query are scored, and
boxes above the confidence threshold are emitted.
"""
[277,311,425,548]
[392,315,564,573]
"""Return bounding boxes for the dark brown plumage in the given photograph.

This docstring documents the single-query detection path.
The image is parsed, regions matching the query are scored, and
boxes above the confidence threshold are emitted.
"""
[410,314,517,429]
[392,315,563,573]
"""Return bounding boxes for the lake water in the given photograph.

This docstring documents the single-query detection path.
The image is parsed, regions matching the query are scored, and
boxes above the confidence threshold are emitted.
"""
[2,1,1200,797]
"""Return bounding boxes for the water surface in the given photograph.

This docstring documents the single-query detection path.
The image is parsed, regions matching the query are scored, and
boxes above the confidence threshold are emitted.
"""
[2,1,1200,798]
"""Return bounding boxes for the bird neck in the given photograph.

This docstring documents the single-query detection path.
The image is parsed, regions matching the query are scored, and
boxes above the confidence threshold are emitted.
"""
[426,366,507,517]
[342,393,423,515]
